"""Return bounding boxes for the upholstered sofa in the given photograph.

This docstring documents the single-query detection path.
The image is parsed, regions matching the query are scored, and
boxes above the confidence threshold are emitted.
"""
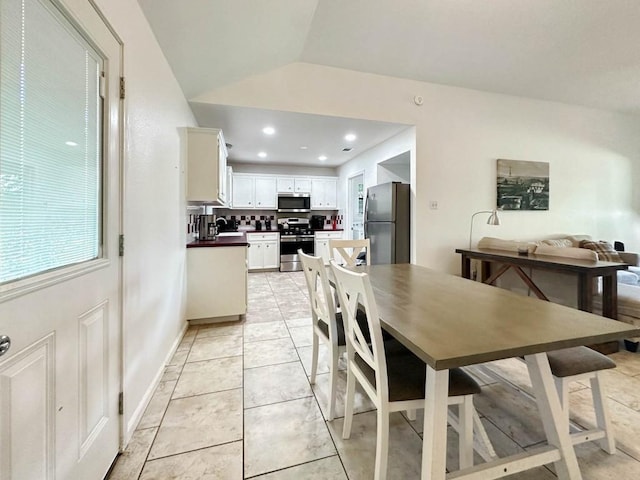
[476,235,640,348]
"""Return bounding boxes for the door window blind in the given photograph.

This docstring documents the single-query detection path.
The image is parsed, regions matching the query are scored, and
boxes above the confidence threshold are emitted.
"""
[1,0,103,284]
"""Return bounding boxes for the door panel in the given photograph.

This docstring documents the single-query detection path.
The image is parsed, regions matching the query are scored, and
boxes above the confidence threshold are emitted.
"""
[0,1,122,479]
[0,335,55,480]
[367,222,395,265]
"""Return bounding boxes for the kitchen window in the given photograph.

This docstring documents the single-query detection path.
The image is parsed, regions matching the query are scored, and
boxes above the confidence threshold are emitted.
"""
[0,0,103,284]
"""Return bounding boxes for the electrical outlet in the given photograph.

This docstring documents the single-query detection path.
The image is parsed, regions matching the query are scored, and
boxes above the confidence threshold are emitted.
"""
[429,200,438,210]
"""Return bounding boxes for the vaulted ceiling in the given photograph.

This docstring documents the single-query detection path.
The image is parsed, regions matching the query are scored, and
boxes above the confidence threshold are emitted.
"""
[138,1,640,166]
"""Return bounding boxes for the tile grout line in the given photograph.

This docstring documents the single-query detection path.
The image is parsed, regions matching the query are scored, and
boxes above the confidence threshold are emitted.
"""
[134,325,200,479]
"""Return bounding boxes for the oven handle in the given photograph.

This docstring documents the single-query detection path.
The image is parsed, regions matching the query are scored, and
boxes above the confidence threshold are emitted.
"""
[280,237,311,243]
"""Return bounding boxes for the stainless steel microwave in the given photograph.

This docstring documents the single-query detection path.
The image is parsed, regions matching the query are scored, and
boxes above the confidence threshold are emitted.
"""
[277,193,310,213]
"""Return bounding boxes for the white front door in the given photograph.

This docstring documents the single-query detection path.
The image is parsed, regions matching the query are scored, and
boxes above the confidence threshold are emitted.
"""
[0,1,122,479]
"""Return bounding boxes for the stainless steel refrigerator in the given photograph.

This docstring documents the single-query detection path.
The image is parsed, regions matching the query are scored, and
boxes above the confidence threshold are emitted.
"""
[364,182,410,264]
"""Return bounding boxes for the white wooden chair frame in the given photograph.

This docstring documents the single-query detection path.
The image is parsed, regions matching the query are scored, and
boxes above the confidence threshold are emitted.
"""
[329,238,371,266]
[331,261,495,480]
[299,250,344,420]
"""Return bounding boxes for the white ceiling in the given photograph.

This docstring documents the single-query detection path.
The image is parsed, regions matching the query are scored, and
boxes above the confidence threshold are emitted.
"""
[190,103,410,166]
[139,0,640,166]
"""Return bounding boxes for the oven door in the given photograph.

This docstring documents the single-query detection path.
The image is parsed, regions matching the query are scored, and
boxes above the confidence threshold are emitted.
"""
[280,236,314,271]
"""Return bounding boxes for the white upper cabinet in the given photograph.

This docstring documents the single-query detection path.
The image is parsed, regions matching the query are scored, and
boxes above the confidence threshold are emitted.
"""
[232,175,254,208]
[232,174,277,209]
[311,178,338,209]
[254,177,277,209]
[185,127,228,205]
[277,177,312,193]
[277,177,294,193]
[294,178,312,193]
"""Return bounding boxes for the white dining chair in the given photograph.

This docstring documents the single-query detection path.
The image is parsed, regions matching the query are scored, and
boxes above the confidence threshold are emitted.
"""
[329,238,371,266]
[546,346,617,453]
[330,261,495,479]
[299,250,346,420]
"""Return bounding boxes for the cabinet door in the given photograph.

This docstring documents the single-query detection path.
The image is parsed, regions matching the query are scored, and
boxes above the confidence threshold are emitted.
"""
[232,176,255,208]
[277,178,294,193]
[262,241,279,268]
[248,241,263,269]
[314,239,329,265]
[217,131,228,205]
[311,179,326,209]
[186,128,224,204]
[324,179,337,208]
[295,178,311,192]
[254,177,277,209]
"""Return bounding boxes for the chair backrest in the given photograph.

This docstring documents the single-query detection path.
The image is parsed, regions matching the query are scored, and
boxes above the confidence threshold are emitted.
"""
[329,260,388,401]
[298,249,339,344]
[329,238,371,266]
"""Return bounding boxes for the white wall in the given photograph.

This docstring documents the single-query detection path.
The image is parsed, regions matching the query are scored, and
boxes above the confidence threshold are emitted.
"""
[194,62,640,273]
[94,0,196,443]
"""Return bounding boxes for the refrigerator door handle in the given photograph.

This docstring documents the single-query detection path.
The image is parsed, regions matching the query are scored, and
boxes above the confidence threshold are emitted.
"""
[363,192,369,238]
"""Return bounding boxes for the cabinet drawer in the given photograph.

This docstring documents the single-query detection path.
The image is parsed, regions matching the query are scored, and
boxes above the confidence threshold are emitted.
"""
[247,232,279,242]
[314,231,343,240]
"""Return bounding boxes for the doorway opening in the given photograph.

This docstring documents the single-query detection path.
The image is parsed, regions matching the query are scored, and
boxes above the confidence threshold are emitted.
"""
[348,172,365,240]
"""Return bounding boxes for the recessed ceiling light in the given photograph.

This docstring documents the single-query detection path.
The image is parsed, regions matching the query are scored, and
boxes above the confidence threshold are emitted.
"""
[262,126,275,135]
[344,133,357,142]
[258,152,267,158]
[300,146,308,150]
[318,155,327,161]
[65,141,78,147]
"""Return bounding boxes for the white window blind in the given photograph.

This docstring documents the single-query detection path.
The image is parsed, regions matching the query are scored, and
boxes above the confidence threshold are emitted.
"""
[1,0,103,284]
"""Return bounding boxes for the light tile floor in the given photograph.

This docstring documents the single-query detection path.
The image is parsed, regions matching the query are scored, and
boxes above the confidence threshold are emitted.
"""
[108,271,640,479]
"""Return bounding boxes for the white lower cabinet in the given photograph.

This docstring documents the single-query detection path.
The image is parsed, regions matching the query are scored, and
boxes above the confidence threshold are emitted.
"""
[314,231,344,265]
[187,246,247,321]
[247,232,280,270]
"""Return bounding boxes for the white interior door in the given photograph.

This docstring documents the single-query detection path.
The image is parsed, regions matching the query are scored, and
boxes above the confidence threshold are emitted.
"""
[0,0,122,479]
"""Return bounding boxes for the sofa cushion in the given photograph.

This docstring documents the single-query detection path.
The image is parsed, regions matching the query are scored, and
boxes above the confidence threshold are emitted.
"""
[542,238,573,248]
[535,245,598,261]
[477,237,536,253]
[617,270,639,286]
[579,240,623,262]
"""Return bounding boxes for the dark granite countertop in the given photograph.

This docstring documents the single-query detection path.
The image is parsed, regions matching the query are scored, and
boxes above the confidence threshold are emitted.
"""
[187,234,248,248]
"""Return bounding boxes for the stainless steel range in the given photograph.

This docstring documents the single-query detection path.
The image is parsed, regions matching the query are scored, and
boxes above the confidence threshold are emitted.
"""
[279,218,314,272]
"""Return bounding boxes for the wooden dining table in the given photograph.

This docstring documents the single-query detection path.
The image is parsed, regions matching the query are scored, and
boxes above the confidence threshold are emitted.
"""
[349,263,640,480]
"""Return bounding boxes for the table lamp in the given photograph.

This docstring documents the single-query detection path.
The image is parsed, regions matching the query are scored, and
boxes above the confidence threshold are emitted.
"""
[469,209,500,248]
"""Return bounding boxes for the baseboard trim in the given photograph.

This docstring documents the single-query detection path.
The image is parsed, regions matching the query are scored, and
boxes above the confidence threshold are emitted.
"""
[122,321,188,448]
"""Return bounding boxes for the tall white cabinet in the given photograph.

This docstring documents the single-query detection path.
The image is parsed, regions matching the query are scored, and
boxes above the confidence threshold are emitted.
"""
[185,127,228,205]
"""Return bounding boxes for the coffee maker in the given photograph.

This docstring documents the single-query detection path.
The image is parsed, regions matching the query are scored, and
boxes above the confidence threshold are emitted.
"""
[198,215,217,240]
[310,215,326,230]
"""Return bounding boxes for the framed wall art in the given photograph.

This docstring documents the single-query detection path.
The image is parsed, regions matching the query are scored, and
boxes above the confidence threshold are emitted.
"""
[497,159,549,210]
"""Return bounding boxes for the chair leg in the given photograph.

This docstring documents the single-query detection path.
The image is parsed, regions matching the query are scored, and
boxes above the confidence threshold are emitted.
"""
[458,397,474,469]
[310,332,319,385]
[374,406,390,480]
[327,346,339,421]
[342,365,356,439]
[590,373,616,454]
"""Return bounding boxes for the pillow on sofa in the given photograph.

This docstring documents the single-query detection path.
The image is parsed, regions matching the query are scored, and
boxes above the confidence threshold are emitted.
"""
[542,238,573,248]
[567,234,592,247]
[535,245,598,260]
[579,240,623,262]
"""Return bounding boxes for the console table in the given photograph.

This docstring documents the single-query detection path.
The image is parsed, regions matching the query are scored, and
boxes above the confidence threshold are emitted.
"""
[455,248,628,320]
